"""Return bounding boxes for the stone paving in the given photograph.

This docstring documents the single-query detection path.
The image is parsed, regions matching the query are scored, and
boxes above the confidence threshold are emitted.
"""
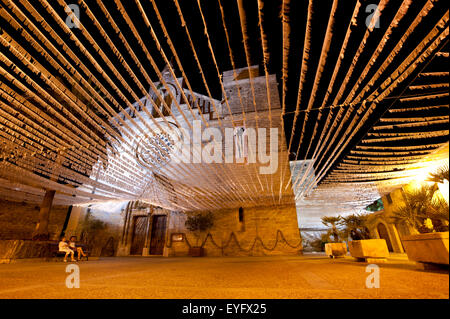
[0,254,448,299]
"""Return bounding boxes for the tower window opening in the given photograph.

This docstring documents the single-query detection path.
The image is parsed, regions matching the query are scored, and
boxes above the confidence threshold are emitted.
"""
[238,207,244,223]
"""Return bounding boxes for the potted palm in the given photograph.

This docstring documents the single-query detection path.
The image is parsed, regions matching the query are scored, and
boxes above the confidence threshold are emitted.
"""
[341,213,389,262]
[185,212,214,257]
[321,216,347,258]
[397,166,449,266]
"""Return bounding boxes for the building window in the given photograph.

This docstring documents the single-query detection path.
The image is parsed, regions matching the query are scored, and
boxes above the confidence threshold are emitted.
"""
[238,207,245,232]
[238,207,244,223]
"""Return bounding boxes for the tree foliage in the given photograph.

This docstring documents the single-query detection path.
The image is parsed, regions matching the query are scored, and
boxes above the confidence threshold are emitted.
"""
[307,233,331,252]
[339,213,371,240]
[427,163,449,184]
[185,212,214,232]
[321,216,342,242]
[365,198,384,212]
[392,183,449,233]
[185,212,214,246]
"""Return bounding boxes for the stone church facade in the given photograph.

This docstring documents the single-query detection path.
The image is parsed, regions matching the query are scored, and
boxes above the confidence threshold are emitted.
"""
[63,66,303,257]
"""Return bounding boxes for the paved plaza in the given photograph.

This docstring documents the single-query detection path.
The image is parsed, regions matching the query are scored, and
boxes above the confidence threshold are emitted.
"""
[0,254,448,299]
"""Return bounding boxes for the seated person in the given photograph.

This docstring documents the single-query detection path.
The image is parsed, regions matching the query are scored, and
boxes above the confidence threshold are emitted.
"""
[69,236,87,261]
[58,236,75,262]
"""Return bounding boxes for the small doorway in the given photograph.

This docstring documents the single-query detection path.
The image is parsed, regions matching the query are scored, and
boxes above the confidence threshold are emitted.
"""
[130,216,149,255]
[377,223,394,252]
[149,215,167,255]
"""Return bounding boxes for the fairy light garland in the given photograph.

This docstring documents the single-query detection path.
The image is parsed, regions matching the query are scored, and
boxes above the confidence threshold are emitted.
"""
[0,0,447,214]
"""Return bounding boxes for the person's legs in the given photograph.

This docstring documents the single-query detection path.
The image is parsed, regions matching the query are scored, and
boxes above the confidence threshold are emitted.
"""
[70,249,75,261]
[76,248,83,260]
[78,247,87,257]
[64,251,69,262]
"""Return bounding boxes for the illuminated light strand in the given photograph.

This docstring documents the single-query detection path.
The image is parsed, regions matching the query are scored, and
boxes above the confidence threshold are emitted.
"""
[215,0,262,204]
[288,0,340,196]
[0,0,224,210]
[350,150,433,156]
[283,0,316,195]
[373,118,448,130]
[193,0,263,205]
[58,0,241,208]
[379,115,448,123]
[343,0,414,105]
[298,0,395,190]
[278,0,292,202]
[303,1,362,160]
[362,130,449,143]
[289,1,363,195]
[234,0,265,193]
[299,0,395,187]
[85,0,240,206]
[389,104,449,112]
[296,0,339,155]
[256,0,277,204]
[286,0,314,154]
[300,13,449,195]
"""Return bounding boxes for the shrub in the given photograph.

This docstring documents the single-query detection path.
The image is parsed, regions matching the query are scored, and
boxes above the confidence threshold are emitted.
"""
[185,212,214,246]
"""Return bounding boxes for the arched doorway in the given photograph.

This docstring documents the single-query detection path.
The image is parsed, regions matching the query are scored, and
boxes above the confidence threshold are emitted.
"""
[377,223,394,252]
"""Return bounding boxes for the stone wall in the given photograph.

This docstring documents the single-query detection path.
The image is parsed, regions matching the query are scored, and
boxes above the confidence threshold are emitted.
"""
[166,204,302,257]
[222,74,280,115]
[64,204,125,257]
[0,198,68,241]
[0,240,55,263]
[74,200,303,257]
[365,187,415,253]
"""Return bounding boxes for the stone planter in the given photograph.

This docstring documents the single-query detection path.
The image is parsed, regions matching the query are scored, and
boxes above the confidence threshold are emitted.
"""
[401,232,449,265]
[325,243,347,258]
[348,239,389,262]
[189,247,205,257]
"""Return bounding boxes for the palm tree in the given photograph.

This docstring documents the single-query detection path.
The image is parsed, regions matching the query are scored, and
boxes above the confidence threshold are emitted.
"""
[339,213,371,240]
[427,163,449,184]
[430,196,449,231]
[321,216,342,243]
[427,163,449,231]
[392,162,449,233]
[392,184,436,234]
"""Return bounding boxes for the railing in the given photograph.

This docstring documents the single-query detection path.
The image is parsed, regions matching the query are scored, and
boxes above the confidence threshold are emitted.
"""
[117,85,221,122]
[182,89,220,119]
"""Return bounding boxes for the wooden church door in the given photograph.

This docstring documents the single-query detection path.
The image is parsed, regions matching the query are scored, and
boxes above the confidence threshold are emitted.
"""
[149,215,167,255]
[130,216,149,255]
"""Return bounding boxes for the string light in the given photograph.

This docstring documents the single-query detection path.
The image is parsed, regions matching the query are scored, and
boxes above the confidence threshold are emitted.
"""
[0,0,447,217]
